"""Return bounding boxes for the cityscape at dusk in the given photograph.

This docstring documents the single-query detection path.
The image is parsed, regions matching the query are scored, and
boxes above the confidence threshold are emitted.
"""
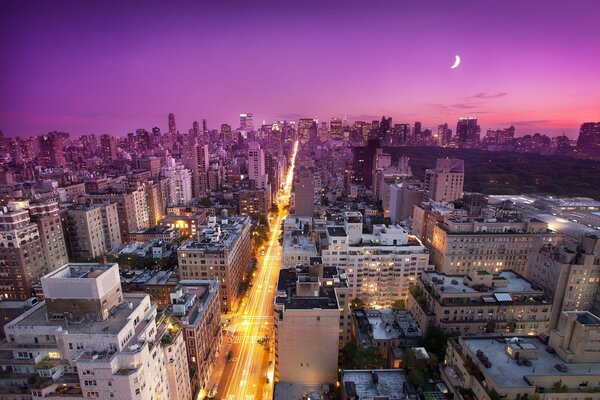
[0,1,600,400]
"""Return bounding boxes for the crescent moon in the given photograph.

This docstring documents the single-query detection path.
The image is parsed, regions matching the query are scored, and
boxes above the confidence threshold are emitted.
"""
[451,55,461,69]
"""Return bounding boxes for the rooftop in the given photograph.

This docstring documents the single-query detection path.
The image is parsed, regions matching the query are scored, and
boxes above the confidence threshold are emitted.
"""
[327,226,347,237]
[130,225,177,235]
[7,294,145,336]
[424,270,541,295]
[283,235,318,254]
[354,309,422,346]
[275,267,341,311]
[341,369,409,400]
[179,216,248,252]
[44,263,115,280]
[460,336,600,388]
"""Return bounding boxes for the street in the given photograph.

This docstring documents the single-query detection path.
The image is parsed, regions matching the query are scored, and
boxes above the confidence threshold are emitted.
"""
[205,140,298,400]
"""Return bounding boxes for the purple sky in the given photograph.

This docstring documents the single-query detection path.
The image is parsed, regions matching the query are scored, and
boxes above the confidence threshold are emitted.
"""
[1,0,599,138]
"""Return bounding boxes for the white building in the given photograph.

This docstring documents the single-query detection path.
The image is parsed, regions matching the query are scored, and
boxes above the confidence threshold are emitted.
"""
[2,263,191,400]
[162,157,192,206]
[248,142,269,189]
[321,212,432,307]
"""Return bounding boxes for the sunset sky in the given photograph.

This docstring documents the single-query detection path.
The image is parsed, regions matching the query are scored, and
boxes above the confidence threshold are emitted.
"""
[1,0,599,137]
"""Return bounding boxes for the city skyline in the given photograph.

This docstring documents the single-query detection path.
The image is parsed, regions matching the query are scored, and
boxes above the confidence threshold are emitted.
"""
[2,0,600,138]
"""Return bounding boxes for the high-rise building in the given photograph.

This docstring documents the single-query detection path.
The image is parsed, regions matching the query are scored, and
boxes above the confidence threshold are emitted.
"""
[351,139,381,187]
[83,188,150,242]
[177,216,251,312]
[62,203,122,259]
[427,210,559,276]
[298,118,317,144]
[576,122,600,152]
[321,212,432,307]
[162,157,193,206]
[27,201,69,273]
[274,264,349,385]
[240,112,254,132]
[39,131,66,167]
[0,203,48,299]
[248,141,269,189]
[100,133,117,161]
[330,118,343,136]
[424,158,465,202]
[169,280,221,394]
[3,263,192,400]
[437,123,452,146]
[293,175,315,217]
[413,121,422,141]
[408,269,551,336]
[528,234,600,329]
[456,117,481,146]
[389,183,425,223]
[192,143,209,197]
[168,112,177,134]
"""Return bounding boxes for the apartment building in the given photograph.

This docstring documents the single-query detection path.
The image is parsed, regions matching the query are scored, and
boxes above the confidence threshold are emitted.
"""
[177,216,251,312]
[442,311,600,400]
[274,264,349,385]
[321,212,432,307]
[62,203,121,259]
[168,280,221,395]
[408,269,551,336]
[2,263,191,400]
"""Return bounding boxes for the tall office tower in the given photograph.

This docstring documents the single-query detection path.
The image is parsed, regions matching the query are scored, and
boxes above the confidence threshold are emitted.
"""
[192,143,209,197]
[62,203,122,259]
[221,123,232,144]
[145,181,166,226]
[28,201,69,274]
[177,216,251,312]
[576,121,600,151]
[202,118,207,133]
[3,263,192,400]
[298,118,317,144]
[240,112,254,132]
[393,123,410,145]
[293,175,315,216]
[192,120,200,137]
[0,203,47,299]
[424,158,465,202]
[168,112,177,134]
[437,123,452,146]
[274,264,349,385]
[83,188,150,242]
[330,117,343,136]
[321,212,432,307]
[39,131,66,167]
[248,141,269,189]
[456,117,481,146]
[528,234,600,329]
[351,138,381,188]
[413,121,422,141]
[99,133,117,160]
[162,157,193,206]
[380,115,392,140]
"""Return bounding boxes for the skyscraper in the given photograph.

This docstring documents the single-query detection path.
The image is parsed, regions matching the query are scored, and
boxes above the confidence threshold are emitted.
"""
[39,131,66,167]
[168,112,177,134]
[240,112,254,132]
[576,122,600,151]
[192,143,209,196]
[100,133,117,161]
[456,117,481,147]
[298,118,317,144]
[248,141,269,189]
[437,123,452,146]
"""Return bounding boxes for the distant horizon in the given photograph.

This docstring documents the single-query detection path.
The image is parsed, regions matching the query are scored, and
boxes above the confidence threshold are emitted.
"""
[0,112,592,140]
